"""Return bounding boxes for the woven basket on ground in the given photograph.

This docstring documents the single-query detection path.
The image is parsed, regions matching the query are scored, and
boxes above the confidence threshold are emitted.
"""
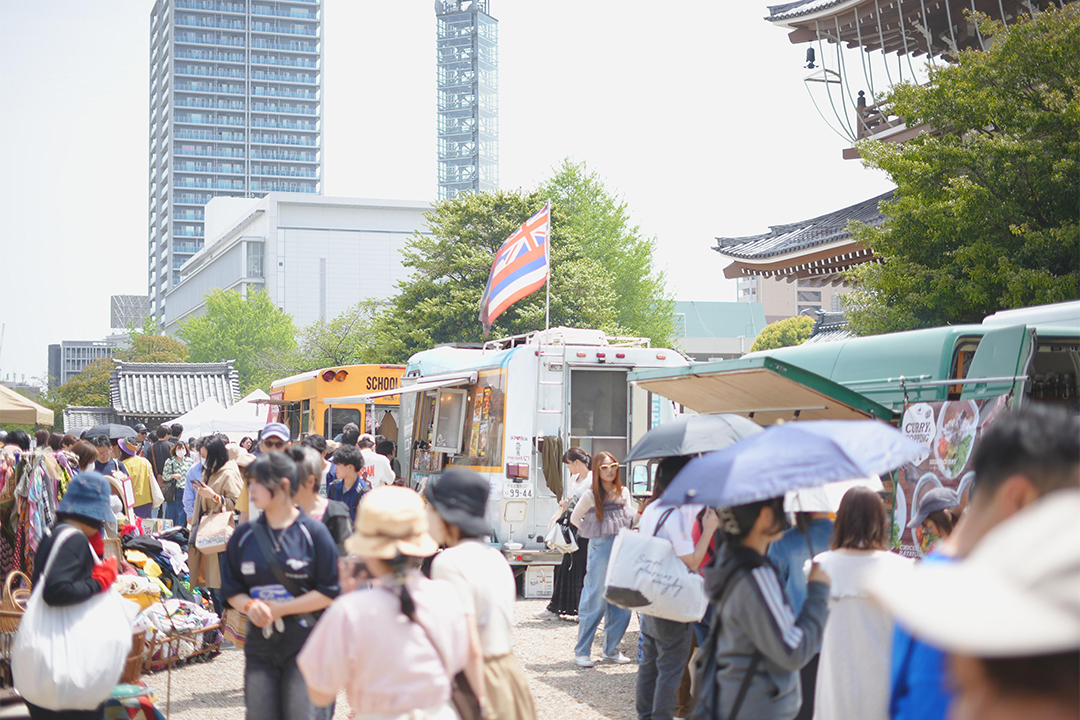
[0,572,31,633]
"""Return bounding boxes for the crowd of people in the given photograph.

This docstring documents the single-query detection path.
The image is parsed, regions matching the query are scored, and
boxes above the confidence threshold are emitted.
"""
[1,403,1076,720]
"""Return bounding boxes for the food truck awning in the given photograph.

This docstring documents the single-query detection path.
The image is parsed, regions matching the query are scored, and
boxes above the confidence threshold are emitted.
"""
[629,357,896,425]
[325,372,478,405]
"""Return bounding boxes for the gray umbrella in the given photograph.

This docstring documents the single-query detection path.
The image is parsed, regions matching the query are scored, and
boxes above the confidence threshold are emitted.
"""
[624,414,763,463]
[82,423,137,441]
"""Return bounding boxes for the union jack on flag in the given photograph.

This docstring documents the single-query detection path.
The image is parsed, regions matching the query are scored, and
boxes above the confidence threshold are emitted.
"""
[478,203,551,336]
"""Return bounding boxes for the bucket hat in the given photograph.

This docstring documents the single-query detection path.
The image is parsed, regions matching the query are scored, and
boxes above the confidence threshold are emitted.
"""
[907,486,959,529]
[424,468,491,538]
[117,437,140,456]
[869,489,1080,657]
[57,471,115,525]
[344,486,439,559]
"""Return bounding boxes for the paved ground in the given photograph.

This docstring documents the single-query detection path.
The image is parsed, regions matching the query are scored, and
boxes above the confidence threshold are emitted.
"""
[152,599,640,720]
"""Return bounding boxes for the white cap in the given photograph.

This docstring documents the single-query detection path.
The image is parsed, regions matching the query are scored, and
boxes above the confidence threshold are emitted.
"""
[868,489,1080,657]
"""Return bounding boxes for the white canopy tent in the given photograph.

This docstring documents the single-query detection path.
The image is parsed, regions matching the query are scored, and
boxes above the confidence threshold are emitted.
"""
[168,391,269,442]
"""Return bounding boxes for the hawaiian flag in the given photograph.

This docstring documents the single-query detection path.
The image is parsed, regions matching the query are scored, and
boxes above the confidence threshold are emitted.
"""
[478,203,551,336]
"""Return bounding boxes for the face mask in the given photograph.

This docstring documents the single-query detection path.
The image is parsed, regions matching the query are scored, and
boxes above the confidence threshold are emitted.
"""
[176,450,187,458]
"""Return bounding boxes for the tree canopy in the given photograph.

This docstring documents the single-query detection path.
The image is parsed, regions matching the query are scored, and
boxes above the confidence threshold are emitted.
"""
[178,288,297,392]
[371,160,674,362]
[844,6,1080,335]
[749,315,814,353]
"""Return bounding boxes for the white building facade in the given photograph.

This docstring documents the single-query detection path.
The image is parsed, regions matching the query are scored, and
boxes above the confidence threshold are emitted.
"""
[162,193,431,333]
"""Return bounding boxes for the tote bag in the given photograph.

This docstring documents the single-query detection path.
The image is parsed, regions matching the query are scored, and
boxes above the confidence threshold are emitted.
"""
[13,527,134,710]
[194,510,234,554]
[603,509,709,623]
[543,513,578,554]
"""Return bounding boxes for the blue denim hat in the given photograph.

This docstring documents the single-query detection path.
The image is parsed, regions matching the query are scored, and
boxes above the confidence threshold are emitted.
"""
[56,471,114,525]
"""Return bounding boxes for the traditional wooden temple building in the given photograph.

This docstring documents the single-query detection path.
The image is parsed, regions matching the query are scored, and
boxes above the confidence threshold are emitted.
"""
[765,0,1070,157]
[715,191,890,323]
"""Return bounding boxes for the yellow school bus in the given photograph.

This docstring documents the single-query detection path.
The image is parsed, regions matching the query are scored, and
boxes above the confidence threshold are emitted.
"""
[269,364,405,441]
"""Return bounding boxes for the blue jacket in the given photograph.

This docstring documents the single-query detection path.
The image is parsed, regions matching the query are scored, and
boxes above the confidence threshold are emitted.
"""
[182,461,203,518]
[890,553,954,720]
[767,519,834,614]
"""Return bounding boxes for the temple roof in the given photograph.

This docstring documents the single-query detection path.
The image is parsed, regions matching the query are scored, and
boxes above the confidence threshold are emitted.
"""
[766,0,845,22]
[715,191,891,261]
[110,360,240,419]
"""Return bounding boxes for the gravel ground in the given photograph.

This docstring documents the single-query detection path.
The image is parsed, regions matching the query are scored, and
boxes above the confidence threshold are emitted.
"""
[149,598,640,720]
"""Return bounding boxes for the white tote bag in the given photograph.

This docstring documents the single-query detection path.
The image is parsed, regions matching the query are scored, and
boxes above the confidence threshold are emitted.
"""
[544,519,579,554]
[13,526,134,710]
[603,509,709,623]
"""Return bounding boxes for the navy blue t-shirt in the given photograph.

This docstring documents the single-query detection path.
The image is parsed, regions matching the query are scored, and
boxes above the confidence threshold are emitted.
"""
[328,478,368,523]
[221,512,340,658]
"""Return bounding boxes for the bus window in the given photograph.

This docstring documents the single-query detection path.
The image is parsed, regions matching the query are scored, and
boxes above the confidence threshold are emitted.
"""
[301,399,310,436]
[324,408,360,440]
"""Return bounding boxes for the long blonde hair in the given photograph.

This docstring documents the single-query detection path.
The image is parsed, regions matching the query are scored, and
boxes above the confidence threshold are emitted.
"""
[591,451,623,521]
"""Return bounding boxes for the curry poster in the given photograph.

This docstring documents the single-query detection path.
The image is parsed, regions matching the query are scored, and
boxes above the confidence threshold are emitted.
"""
[893,394,1010,558]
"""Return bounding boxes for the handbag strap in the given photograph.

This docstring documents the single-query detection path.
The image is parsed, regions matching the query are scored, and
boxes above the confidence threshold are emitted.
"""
[653,507,676,536]
[250,521,307,599]
[37,526,87,586]
[701,565,752,720]
[729,650,763,720]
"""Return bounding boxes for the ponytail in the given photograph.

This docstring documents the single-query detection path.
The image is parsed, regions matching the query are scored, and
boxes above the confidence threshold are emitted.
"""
[385,553,423,622]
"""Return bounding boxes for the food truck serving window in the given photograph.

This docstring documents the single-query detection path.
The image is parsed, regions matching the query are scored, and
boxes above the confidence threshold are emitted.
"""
[451,373,506,470]
[432,389,468,453]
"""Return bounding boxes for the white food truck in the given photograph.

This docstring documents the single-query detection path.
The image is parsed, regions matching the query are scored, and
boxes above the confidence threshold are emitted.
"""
[329,327,688,573]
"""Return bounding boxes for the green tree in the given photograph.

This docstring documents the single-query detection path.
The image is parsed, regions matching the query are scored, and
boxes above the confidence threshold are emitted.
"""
[749,316,814,353]
[538,160,675,346]
[373,160,674,362]
[845,6,1080,335]
[298,299,383,368]
[178,289,297,392]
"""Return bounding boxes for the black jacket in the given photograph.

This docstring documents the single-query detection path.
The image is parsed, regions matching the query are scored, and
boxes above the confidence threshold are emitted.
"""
[321,499,352,554]
[32,523,99,607]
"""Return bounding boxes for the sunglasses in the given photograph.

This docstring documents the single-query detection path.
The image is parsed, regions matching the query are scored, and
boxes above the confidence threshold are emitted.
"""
[599,462,619,470]
[262,438,287,449]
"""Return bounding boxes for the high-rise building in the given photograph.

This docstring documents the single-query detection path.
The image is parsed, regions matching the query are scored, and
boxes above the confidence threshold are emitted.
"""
[435,0,498,200]
[148,0,323,321]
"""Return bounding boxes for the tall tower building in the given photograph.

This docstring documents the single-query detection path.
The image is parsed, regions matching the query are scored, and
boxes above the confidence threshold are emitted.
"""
[435,0,498,200]
[148,0,322,321]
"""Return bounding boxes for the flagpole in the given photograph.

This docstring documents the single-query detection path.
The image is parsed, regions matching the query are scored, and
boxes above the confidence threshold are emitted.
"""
[545,199,551,333]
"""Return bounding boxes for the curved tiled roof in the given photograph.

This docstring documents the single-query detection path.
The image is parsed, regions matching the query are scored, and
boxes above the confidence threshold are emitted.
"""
[766,0,849,21]
[110,360,240,418]
[714,191,892,261]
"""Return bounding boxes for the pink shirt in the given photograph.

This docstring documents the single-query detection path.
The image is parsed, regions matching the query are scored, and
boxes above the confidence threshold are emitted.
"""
[297,572,469,717]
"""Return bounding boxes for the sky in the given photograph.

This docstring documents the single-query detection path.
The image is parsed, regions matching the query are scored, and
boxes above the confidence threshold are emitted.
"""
[0,0,895,384]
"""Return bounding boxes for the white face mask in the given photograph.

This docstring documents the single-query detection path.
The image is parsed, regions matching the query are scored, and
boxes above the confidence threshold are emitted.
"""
[176,450,187,458]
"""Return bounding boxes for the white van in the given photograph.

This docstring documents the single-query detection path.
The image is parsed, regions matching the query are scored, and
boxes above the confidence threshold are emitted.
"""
[331,327,687,567]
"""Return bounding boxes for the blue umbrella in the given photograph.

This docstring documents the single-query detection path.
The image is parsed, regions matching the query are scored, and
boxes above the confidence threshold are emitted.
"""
[660,420,924,508]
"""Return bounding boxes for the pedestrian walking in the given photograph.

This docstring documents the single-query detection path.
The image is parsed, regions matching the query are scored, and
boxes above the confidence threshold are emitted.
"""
[768,511,834,720]
[288,446,352,554]
[811,487,912,720]
[21,471,119,720]
[636,456,718,720]
[222,452,339,720]
[117,437,157,519]
[569,450,637,667]
[329,444,368,523]
[89,435,120,476]
[240,436,254,451]
[182,437,207,526]
[160,441,193,528]
[297,486,471,720]
[535,447,592,621]
[358,434,395,490]
[889,406,1080,720]
[695,495,830,720]
[426,468,537,720]
[188,436,243,615]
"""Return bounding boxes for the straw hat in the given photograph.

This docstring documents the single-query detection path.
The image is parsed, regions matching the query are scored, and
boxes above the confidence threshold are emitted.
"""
[344,486,439,559]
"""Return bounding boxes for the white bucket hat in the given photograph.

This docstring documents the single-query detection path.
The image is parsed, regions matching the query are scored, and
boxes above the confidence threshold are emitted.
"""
[868,488,1080,657]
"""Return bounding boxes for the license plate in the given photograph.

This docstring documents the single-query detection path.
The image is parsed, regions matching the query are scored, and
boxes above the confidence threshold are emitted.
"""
[503,483,534,499]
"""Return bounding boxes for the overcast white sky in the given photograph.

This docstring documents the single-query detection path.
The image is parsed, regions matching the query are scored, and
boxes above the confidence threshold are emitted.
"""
[0,0,894,383]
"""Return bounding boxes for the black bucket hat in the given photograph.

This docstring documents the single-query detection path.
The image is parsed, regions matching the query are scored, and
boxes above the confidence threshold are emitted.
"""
[424,468,491,538]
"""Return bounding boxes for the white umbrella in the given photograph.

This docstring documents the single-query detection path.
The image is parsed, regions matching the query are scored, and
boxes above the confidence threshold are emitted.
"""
[784,475,885,513]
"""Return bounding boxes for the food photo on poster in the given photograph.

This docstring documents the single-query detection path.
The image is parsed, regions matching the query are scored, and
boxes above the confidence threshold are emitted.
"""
[894,394,1010,557]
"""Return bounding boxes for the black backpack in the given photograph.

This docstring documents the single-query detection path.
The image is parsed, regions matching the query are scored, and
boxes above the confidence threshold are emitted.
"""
[691,555,767,720]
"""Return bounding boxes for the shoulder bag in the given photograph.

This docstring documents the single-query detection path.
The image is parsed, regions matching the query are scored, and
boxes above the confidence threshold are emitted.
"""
[691,562,763,720]
[249,521,317,628]
[412,609,482,720]
[603,508,708,623]
[194,506,234,554]
[13,527,133,711]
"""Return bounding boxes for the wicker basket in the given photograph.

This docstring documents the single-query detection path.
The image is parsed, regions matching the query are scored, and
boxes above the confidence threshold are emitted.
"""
[0,572,31,633]
[122,633,147,685]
